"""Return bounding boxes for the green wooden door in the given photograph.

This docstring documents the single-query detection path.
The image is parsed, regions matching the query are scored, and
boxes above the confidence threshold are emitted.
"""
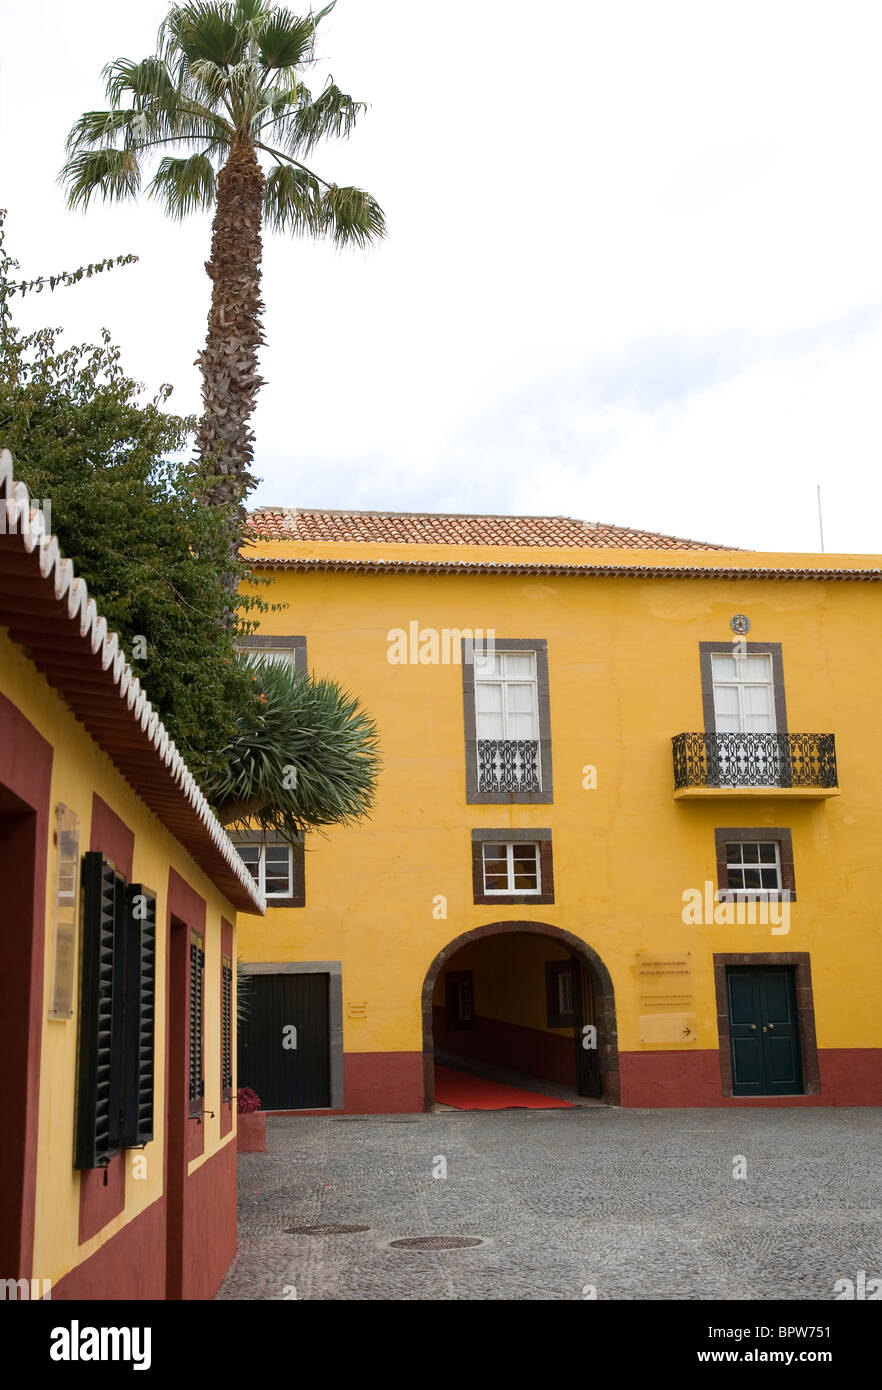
[727,966,803,1096]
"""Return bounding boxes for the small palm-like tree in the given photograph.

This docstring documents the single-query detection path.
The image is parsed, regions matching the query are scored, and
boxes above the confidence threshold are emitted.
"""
[62,1,384,513]
[205,654,382,840]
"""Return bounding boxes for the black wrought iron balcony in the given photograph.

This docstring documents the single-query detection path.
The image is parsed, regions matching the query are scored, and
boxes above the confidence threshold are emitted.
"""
[477,738,541,793]
[672,732,838,792]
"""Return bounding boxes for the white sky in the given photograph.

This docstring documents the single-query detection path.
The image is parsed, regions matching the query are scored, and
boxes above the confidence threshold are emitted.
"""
[3,0,882,552]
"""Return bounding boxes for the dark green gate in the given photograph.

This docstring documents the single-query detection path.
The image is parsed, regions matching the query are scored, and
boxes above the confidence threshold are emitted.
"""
[238,972,331,1110]
[727,965,803,1097]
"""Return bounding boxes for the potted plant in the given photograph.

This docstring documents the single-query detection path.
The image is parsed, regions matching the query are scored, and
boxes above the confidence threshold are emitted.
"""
[236,1086,266,1153]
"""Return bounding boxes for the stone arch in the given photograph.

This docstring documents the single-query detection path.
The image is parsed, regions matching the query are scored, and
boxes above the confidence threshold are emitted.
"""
[421,920,619,1109]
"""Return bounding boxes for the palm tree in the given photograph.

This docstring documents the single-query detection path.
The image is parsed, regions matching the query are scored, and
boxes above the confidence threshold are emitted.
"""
[61,1,384,515]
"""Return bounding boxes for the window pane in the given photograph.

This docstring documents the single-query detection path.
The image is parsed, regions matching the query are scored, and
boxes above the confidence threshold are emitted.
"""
[727,868,745,889]
[512,844,538,861]
[760,867,779,888]
[513,872,538,890]
[742,843,759,864]
[713,684,740,732]
[743,868,762,889]
[236,844,260,885]
[474,651,502,678]
[502,653,536,679]
[743,683,774,731]
[744,655,772,681]
[712,655,738,681]
[725,843,742,863]
[505,683,538,739]
[475,683,504,739]
[558,971,574,1015]
[482,843,507,861]
[264,845,292,895]
[484,872,508,891]
[759,842,777,864]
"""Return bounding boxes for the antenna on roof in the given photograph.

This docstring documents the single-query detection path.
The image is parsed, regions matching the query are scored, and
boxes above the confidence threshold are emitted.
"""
[816,484,825,554]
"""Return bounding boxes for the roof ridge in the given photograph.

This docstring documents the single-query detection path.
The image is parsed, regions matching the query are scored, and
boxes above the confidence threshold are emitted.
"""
[244,506,732,549]
[250,507,584,522]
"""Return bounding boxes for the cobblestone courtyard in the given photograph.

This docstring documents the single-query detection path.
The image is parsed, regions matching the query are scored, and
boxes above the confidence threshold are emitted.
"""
[217,1108,882,1301]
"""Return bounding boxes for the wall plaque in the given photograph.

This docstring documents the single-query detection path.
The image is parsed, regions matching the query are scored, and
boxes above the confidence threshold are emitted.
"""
[49,804,79,1020]
[636,951,696,1045]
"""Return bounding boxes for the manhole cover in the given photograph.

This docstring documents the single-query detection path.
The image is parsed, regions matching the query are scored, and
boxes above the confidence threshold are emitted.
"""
[285,1224,370,1235]
[389,1236,483,1251]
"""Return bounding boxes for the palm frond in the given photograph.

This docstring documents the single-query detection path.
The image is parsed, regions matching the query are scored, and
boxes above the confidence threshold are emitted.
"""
[185,56,232,107]
[257,8,319,70]
[66,108,147,152]
[104,56,178,107]
[270,78,365,156]
[148,153,217,217]
[62,147,142,209]
[263,162,322,234]
[319,183,386,247]
[162,2,248,72]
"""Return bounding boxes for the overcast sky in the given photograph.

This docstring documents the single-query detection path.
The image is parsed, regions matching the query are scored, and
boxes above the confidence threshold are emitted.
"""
[3,1,882,552]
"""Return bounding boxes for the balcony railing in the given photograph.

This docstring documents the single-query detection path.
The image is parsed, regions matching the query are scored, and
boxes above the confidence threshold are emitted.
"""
[477,738,541,793]
[672,732,838,791]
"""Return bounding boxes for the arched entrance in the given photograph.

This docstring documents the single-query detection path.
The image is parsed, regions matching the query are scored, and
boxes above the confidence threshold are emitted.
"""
[421,921,619,1109]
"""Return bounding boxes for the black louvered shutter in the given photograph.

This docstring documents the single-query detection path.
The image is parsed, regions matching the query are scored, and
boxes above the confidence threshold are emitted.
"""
[221,960,233,1102]
[122,885,156,1147]
[75,853,125,1170]
[188,939,205,1116]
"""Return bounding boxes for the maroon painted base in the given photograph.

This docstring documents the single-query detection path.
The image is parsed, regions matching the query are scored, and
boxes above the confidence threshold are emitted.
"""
[432,1007,575,1087]
[53,1138,237,1301]
[237,1112,266,1152]
[620,1048,882,1107]
[54,1197,166,1301]
[181,1138,237,1300]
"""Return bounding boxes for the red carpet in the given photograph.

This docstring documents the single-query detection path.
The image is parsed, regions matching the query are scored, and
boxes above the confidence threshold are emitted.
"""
[434,1065,575,1110]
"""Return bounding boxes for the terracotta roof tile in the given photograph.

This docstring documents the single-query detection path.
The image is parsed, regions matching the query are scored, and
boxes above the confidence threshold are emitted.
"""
[246,508,731,550]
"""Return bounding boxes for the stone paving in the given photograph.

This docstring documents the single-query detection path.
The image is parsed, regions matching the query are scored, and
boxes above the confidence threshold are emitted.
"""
[216,1107,882,1300]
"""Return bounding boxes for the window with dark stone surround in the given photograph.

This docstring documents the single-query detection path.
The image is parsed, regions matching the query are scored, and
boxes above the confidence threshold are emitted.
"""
[230,830,306,908]
[714,827,796,901]
[699,641,788,733]
[462,638,553,804]
[471,828,555,905]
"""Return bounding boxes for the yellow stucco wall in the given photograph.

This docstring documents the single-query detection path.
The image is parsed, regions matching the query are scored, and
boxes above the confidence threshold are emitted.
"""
[0,628,237,1287]
[236,543,882,1067]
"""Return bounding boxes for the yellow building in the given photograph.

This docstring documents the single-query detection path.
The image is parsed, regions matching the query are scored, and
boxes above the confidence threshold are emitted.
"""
[235,506,882,1113]
[0,451,264,1299]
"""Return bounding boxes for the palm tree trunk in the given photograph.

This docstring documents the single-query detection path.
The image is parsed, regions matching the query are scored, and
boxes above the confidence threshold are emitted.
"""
[195,140,266,537]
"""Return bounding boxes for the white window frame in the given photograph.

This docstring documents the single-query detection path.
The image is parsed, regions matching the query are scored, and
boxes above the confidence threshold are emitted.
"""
[474,650,540,741]
[234,841,294,899]
[711,652,777,734]
[481,841,541,895]
[724,840,782,897]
